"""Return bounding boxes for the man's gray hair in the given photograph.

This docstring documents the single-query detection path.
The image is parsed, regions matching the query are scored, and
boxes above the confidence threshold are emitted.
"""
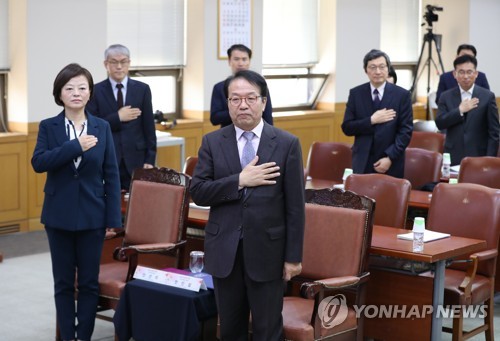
[363,49,391,71]
[105,44,130,60]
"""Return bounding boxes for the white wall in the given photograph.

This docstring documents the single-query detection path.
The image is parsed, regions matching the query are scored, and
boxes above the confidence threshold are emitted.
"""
[9,0,107,123]
[335,0,381,103]
[470,0,500,95]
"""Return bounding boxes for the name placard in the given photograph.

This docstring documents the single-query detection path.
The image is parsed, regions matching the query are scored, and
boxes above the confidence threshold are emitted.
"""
[133,266,207,292]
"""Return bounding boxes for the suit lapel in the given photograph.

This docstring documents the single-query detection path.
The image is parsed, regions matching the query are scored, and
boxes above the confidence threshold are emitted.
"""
[380,83,394,109]
[103,79,119,109]
[244,123,278,200]
[220,127,241,175]
[79,113,99,169]
[53,112,68,147]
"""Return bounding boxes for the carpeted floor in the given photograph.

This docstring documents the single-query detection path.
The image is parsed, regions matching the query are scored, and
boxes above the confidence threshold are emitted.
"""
[1,231,499,341]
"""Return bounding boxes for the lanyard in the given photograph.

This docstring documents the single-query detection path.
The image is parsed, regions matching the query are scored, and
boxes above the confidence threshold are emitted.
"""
[66,120,86,165]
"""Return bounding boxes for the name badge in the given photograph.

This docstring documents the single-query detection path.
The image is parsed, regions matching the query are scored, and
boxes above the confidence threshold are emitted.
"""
[133,265,207,292]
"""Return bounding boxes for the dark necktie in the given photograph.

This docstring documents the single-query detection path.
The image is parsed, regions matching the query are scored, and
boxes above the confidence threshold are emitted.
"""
[241,131,256,169]
[373,88,381,110]
[116,83,124,108]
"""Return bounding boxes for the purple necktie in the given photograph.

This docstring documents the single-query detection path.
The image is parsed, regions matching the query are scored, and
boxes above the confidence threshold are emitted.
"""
[241,131,256,169]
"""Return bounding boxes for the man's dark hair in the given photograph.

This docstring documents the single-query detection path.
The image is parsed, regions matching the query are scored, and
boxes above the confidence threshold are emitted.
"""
[227,44,252,59]
[456,44,477,57]
[388,65,398,84]
[363,49,391,71]
[453,54,477,69]
[223,70,268,99]
[53,63,94,106]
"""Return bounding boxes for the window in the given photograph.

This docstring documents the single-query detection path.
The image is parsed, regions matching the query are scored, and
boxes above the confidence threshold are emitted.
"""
[129,68,181,120]
[0,73,7,132]
[262,0,326,110]
[107,0,186,118]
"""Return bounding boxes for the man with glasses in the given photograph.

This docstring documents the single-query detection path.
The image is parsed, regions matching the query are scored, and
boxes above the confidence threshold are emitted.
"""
[342,49,413,178]
[435,54,499,166]
[191,70,304,340]
[435,44,490,104]
[210,44,273,127]
[87,44,156,191]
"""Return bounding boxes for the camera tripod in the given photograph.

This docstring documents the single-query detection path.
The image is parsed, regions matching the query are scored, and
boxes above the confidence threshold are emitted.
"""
[410,28,445,120]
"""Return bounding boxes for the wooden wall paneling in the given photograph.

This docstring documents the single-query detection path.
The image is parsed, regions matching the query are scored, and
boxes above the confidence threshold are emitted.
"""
[0,136,28,231]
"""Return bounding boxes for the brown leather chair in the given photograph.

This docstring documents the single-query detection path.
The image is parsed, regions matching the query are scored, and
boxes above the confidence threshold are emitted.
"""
[304,142,352,183]
[458,156,500,189]
[413,119,439,132]
[183,155,198,177]
[408,131,445,154]
[404,147,443,190]
[345,173,411,229]
[282,188,375,341]
[96,167,191,318]
[423,183,500,340]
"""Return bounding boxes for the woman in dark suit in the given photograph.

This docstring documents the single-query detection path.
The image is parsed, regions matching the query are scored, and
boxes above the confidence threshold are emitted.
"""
[32,63,121,341]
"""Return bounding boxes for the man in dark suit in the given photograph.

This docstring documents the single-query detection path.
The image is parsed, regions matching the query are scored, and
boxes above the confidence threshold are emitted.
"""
[342,49,413,178]
[87,44,156,190]
[435,54,499,166]
[210,44,273,127]
[436,44,489,104]
[191,70,305,340]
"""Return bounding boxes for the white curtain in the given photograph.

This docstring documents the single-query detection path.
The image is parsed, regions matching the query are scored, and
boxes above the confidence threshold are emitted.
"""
[107,0,186,67]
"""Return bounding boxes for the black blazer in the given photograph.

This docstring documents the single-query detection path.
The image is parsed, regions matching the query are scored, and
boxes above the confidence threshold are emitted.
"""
[435,85,499,166]
[32,112,122,230]
[87,78,156,173]
[342,82,413,178]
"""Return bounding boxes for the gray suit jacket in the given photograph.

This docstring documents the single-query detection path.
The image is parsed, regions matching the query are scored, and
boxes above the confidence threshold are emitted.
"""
[189,122,305,281]
[435,85,499,166]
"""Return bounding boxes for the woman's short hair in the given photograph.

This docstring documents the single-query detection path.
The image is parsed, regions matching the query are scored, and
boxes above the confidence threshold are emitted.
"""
[53,63,94,107]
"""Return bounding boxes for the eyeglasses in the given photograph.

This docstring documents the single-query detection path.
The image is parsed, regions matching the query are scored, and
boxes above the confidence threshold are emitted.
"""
[107,59,130,67]
[228,96,262,107]
[367,64,387,72]
[456,70,476,77]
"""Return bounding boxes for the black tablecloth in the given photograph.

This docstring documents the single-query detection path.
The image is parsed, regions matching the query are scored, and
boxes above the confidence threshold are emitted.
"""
[113,279,217,341]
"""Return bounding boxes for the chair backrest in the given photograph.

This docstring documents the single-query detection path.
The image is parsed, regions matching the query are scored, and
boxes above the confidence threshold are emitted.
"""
[303,188,375,279]
[458,156,500,189]
[413,119,439,132]
[182,156,198,177]
[404,147,443,189]
[408,131,445,154]
[428,183,500,276]
[123,168,191,252]
[345,173,411,229]
[305,141,352,182]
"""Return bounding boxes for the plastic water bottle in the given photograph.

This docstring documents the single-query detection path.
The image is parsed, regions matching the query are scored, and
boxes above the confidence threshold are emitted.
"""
[413,217,425,252]
[342,168,353,187]
[442,153,451,179]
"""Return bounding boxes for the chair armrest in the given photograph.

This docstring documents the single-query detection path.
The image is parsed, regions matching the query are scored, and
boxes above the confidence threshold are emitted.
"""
[459,248,498,301]
[113,240,186,261]
[300,273,369,299]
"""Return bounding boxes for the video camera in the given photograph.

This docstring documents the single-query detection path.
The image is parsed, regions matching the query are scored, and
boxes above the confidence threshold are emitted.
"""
[423,5,443,27]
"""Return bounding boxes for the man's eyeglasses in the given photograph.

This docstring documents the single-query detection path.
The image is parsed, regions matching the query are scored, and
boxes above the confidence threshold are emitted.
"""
[367,64,387,72]
[228,96,262,107]
[107,59,130,67]
[456,70,476,77]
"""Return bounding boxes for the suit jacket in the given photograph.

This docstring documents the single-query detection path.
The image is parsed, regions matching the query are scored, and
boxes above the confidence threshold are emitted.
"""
[86,78,156,173]
[190,122,305,281]
[341,82,413,178]
[436,70,489,104]
[32,112,122,230]
[210,80,274,127]
[435,85,500,166]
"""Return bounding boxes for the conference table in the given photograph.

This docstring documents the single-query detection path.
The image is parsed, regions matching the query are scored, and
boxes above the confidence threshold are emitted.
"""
[186,206,486,341]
